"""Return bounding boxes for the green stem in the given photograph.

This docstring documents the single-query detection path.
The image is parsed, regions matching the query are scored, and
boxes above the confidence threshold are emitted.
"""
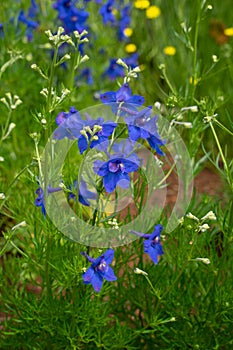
[191,0,201,100]
[209,121,232,188]
[0,110,12,146]
[68,49,80,91]
[46,45,59,115]
[161,66,176,96]
[145,275,161,300]
[214,119,233,137]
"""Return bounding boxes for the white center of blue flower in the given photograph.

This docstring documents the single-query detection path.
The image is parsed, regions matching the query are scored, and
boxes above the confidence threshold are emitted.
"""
[108,161,124,173]
[96,260,108,272]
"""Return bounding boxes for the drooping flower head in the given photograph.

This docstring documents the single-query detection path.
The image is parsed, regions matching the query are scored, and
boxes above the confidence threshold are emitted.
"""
[131,224,164,264]
[125,107,166,155]
[81,249,117,292]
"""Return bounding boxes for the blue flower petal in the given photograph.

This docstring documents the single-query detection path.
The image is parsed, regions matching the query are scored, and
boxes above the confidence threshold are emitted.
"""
[103,172,118,192]
[127,125,141,141]
[103,249,115,264]
[127,95,145,105]
[103,266,117,281]
[116,83,132,102]
[91,272,104,292]
[78,135,89,154]
[100,91,116,104]
[122,158,140,172]
[102,122,117,136]
[83,266,95,284]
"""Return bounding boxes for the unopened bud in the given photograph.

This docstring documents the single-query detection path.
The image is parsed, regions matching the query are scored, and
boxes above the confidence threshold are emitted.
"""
[134,267,148,276]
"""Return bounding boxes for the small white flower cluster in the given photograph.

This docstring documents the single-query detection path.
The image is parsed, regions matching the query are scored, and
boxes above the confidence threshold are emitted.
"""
[1,92,22,111]
[116,58,141,83]
[169,104,199,130]
[80,125,102,143]
[40,87,70,112]
[107,218,119,230]
[184,211,217,232]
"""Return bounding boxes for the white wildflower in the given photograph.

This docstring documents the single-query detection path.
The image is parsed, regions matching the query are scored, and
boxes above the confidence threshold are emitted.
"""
[134,268,148,276]
[201,211,217,221]
[12,221,27,231]
[195,258,211,265]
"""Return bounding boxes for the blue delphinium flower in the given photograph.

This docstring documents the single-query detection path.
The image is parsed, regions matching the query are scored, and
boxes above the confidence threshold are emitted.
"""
[103,58,125,81]
[53,108,83,140]
[100,83,144,115]
[18,0,39,41]
[53,0,89,34]
[125,107,166,156]
[103,54,138,81]
[69,179,96,206]
[81,249,117,292]
[93,144,140,192]
[54,109,117,153]
[35,186,62,216]
[99,0,116,25]
[78,117,117,154]
[131,224,164,264]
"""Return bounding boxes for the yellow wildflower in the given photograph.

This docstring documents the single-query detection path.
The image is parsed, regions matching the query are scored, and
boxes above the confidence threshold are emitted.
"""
[146,5,161,19]
[224,27,233,36]
[123,28,133,37]
[163,46,176,56]
[134,0,150,10]
[125,43,137,53]
[189,76,200,85]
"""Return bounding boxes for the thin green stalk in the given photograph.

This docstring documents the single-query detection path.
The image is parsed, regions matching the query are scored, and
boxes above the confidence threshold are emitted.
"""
[0,110,12,146]
[161,65,177,96]
[46,45,59,115]
[157,162,176,188]
[144,275,161,301]
[68,49,80,91]
[214,119,233,137]
[209,121,232,188]
[191,0,201,100]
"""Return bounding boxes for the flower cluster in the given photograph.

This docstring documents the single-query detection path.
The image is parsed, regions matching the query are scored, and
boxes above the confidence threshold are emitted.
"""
[80,224,164,292]
[34,81,166,293]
